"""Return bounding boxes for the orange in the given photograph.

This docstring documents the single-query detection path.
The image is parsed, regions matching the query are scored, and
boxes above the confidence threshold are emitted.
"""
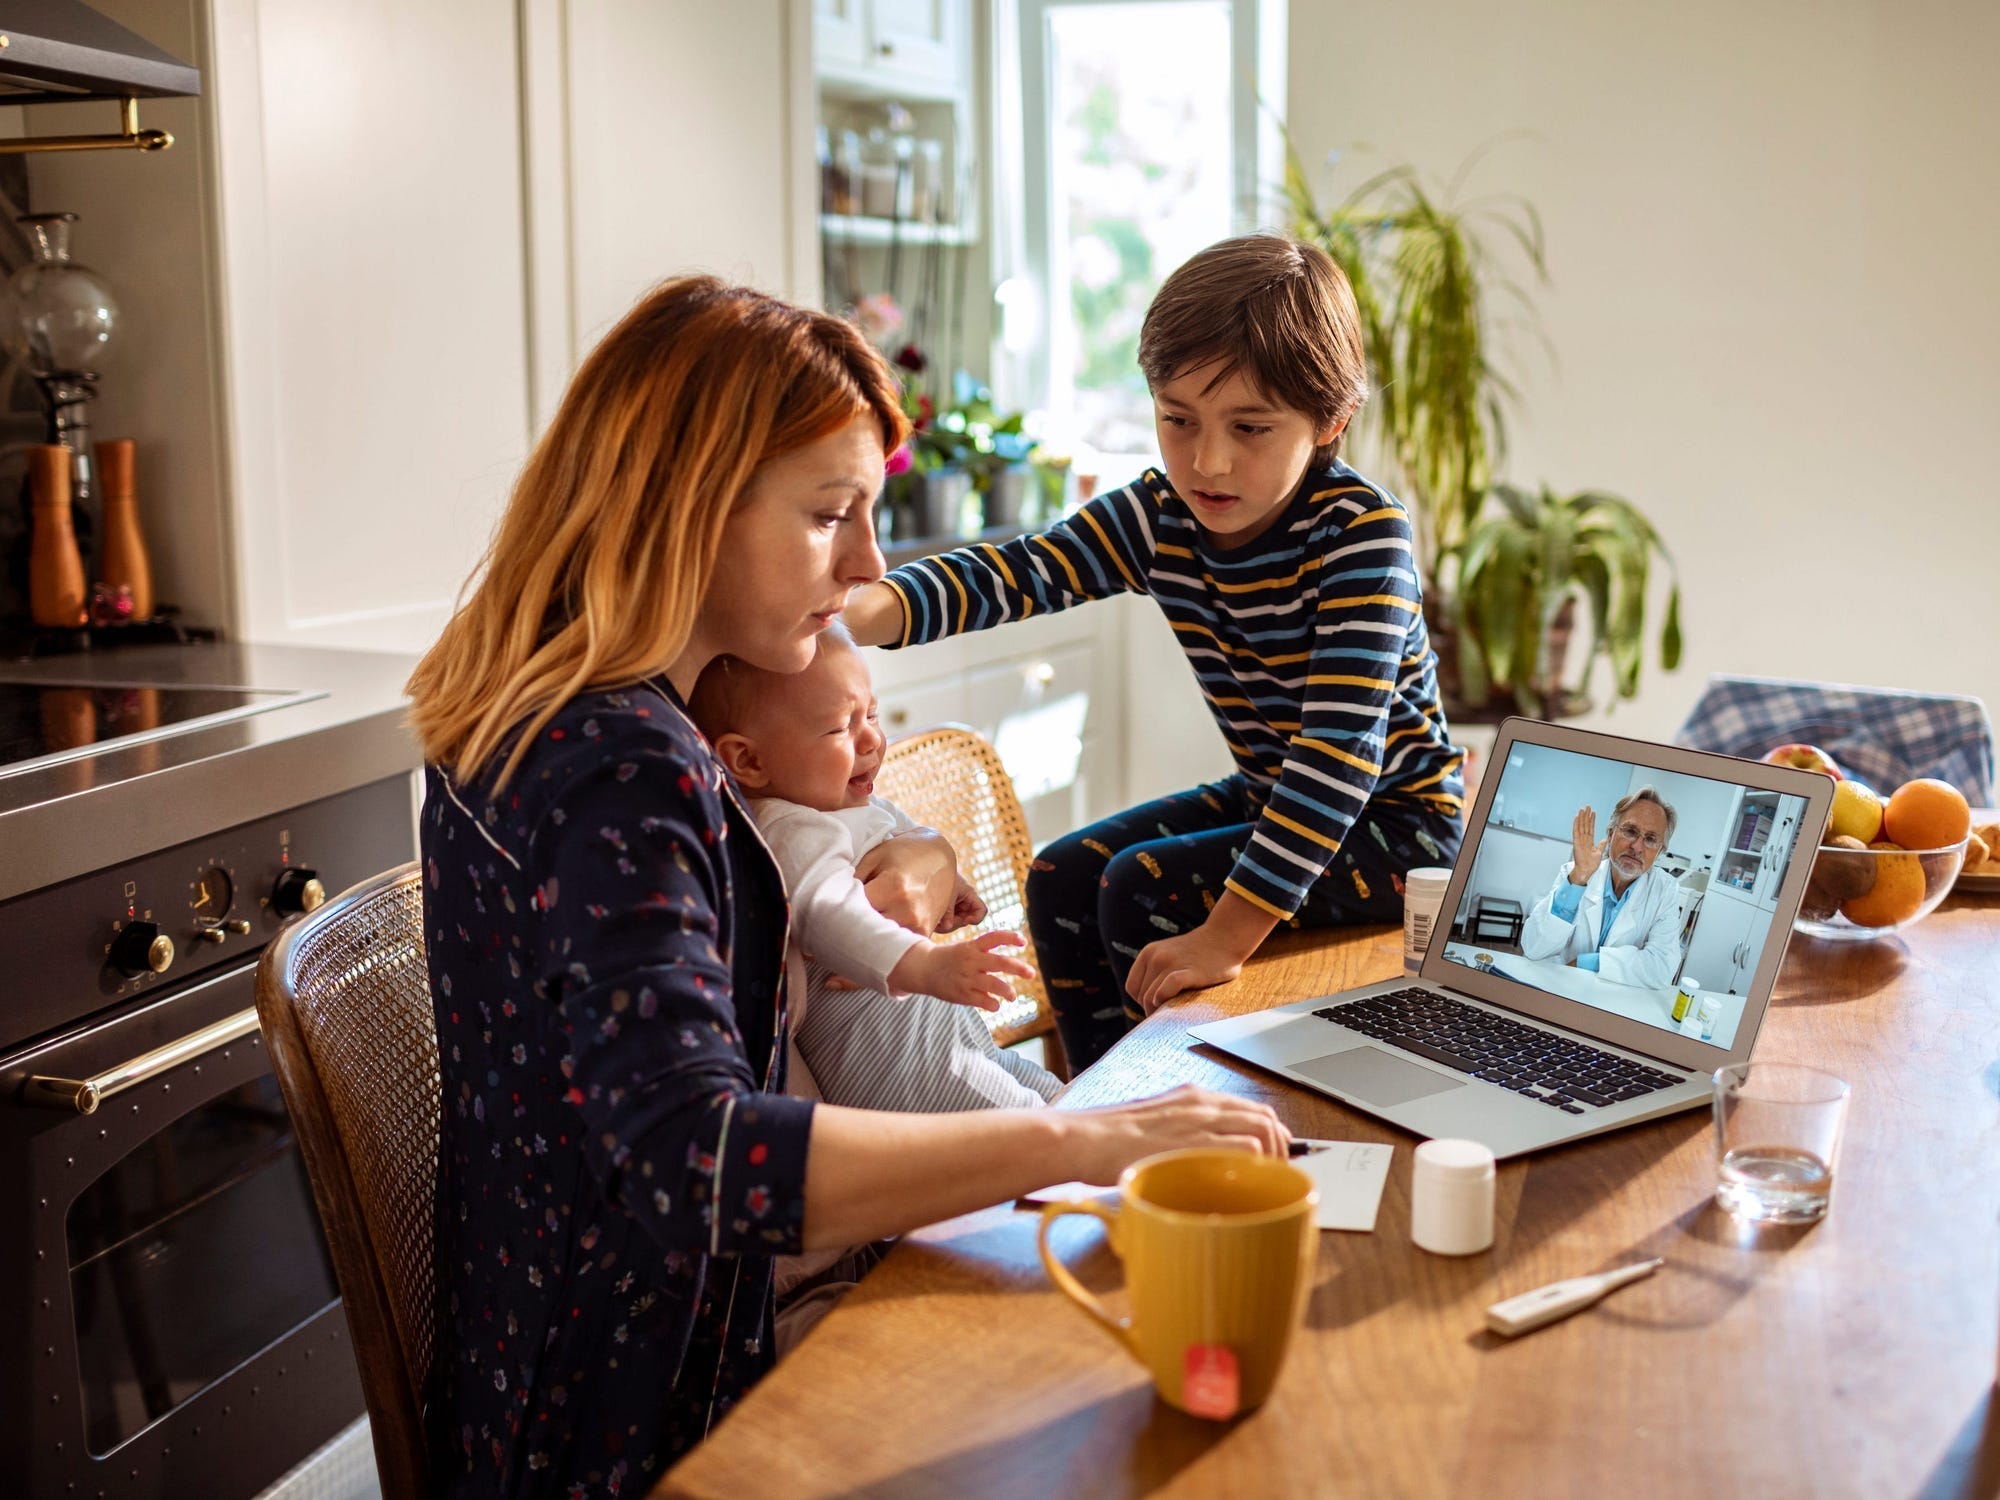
[1881,778,1972,852]
[1839,842,1926,927]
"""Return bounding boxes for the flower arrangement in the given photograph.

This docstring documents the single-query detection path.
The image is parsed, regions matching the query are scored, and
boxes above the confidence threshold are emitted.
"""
[861,297,1068,539]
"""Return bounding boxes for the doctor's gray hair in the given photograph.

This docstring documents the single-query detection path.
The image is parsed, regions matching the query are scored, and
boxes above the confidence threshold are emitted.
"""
[1612,786,1677,845]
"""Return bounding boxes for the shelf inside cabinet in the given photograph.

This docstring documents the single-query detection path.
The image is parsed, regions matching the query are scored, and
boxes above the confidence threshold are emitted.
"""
[881,522,1030,570]
[821,213,972,246]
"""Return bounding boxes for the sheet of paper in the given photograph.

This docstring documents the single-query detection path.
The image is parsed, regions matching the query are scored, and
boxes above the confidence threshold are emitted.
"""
[1021,1140,1394,1233]
[1292,1140,1393,1232]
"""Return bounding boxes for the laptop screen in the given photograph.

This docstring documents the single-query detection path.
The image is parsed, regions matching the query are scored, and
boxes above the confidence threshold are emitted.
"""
[1435,741,1814,1053]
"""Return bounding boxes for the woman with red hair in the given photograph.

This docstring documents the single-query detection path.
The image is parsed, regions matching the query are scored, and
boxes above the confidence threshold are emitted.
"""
[406,276,1287,1497]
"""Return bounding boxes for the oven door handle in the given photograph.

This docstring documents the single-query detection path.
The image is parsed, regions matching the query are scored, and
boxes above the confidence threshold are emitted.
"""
[22,1005,262,1114]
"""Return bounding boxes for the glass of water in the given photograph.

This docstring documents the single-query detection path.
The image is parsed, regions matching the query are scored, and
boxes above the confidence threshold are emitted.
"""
[1712,1062,1850,1224]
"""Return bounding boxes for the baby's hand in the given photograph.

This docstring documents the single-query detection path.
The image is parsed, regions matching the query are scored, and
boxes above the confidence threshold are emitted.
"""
[889,931,1035,1012]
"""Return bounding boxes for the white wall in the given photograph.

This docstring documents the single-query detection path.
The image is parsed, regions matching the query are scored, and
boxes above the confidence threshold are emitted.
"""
[1286,0,2000,744]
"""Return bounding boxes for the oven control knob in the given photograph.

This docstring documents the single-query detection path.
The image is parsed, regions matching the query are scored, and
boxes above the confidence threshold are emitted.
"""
[110,920,175,977]
[272,868,326,916]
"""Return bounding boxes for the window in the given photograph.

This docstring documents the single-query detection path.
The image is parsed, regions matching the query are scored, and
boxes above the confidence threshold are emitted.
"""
[1008,0,1286,471]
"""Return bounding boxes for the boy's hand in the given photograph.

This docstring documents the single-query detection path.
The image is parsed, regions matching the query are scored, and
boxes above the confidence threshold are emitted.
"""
[889,931,1035,1012]
[1126,927,1247,1013]
[1126,893,1280,1013]
[841,582,905,648]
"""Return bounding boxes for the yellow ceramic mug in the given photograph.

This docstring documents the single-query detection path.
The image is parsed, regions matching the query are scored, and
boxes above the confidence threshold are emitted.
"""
[1037,1147,1318,1419]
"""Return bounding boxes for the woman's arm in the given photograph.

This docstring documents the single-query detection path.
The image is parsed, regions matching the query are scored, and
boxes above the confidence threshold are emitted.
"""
[801,1084,1289,1250]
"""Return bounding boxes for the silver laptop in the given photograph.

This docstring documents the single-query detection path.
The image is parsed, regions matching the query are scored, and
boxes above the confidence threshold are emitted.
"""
[1190,718,1835,1158]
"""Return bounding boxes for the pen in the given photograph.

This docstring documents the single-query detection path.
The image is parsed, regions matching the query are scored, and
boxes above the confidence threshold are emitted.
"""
[1287,1140,1329,1157]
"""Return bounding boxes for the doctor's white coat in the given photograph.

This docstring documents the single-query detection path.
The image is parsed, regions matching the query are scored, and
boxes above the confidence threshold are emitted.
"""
[1519,860,1684,989]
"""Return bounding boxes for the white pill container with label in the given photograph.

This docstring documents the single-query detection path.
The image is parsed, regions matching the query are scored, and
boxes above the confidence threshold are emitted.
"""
[1402,867,1455,974]
[1672,976,1701,1024]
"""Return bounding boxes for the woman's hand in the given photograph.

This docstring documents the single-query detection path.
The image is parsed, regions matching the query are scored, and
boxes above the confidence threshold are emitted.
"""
[1058,1084,1290,1185]
[855,828,959,935]
[1570,806,1605,886]
[938,873,987,933]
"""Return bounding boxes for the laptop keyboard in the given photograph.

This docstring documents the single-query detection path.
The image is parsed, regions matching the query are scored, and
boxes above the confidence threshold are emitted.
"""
[1312,987,1687,1114]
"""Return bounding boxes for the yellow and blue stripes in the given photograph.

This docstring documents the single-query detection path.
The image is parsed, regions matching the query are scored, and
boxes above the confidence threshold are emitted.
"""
[883,464,1464,916]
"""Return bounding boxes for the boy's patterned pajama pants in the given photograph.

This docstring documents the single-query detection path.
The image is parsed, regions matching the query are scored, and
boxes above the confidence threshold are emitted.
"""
[1025,775,1462,1072]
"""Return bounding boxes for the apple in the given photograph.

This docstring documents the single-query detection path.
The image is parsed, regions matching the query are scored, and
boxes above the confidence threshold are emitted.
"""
[1763,743,1842,779]
[1828,779,1885,844]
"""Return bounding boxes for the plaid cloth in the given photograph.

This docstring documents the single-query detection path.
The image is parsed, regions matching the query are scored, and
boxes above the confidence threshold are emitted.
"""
[1674,675,1995,806]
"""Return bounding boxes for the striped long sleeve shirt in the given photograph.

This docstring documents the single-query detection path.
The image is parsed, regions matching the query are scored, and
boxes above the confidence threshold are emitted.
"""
[881,464,1464,918]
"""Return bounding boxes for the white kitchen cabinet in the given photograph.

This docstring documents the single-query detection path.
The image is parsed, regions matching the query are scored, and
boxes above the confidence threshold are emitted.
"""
[817,0,972,102]
[815,0,870,69]
[1712,787,1800,912]
[1682,884,1761,996]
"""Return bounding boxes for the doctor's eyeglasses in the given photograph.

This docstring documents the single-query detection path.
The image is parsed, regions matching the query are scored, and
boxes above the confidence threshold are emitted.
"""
[1611,821,1665,850]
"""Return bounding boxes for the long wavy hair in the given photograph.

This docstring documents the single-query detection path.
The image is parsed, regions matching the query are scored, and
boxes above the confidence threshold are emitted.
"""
[406,275,909,788]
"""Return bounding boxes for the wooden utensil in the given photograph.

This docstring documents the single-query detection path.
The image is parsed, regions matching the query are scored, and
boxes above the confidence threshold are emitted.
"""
[28,444,86,628]
[95,438,154,620]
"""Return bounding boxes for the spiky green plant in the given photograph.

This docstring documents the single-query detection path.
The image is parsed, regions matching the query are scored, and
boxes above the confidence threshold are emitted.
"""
[1280,145,1546,582]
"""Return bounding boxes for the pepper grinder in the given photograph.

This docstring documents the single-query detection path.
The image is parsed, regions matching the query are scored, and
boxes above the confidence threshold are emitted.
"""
[27,443,86,627]
[95,438,153,620]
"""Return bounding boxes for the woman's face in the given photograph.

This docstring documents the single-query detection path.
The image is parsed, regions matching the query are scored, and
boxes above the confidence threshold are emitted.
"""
[683,417,887,684]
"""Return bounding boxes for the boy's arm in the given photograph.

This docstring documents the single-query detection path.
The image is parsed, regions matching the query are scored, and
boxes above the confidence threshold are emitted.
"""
[852,474,1162,649]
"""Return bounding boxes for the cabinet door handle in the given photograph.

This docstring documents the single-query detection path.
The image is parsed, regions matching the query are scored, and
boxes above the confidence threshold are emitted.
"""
[877,39,895,56]
[884,707,909,728]
[1027,660,1054,686]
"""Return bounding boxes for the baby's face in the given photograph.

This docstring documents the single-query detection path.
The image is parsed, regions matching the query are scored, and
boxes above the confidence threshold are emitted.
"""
[744,641,885,811]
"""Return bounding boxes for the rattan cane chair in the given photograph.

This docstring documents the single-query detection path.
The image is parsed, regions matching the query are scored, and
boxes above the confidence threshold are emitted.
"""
[876,725,1069,1080]
[255,862,437,1500]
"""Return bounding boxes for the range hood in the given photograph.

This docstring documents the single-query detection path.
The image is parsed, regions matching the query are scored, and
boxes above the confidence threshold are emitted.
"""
[0,1,200,105]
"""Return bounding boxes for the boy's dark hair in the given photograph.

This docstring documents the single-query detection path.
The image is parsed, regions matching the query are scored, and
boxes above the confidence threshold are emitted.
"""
[1138,234,1369,467]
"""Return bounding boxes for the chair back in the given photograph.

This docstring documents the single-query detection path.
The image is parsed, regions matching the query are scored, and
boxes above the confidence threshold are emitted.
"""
[1675,675,1995,805]
[877,726,1067,1077]
[254,862,438,1500]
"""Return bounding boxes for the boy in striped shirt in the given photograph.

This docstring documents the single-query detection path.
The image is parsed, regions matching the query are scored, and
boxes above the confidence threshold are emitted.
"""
[844,234,1465,1069]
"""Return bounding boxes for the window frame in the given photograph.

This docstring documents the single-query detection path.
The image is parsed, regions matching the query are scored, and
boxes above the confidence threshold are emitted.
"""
[998,0,1289,446]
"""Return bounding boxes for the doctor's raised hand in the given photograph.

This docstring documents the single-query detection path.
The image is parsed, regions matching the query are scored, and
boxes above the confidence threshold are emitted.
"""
[1569,806,1608,886]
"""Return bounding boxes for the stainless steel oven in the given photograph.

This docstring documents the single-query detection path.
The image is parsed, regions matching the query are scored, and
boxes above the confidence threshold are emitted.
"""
[1,773,414,1499]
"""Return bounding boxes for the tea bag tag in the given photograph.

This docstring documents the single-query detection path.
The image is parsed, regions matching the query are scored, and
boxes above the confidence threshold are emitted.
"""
[1181,1344,1239,1419]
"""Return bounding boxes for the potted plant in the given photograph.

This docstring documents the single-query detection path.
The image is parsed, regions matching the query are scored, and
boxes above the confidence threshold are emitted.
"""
[901,371,1048,537]
[1451,483,1682,719]
[1281,145,1682,718]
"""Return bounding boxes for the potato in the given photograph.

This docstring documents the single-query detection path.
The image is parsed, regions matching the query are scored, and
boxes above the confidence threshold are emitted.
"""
[1810,834,1877,906]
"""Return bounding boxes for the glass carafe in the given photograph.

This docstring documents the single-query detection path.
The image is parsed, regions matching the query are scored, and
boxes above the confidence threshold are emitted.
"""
[2,212,121,558]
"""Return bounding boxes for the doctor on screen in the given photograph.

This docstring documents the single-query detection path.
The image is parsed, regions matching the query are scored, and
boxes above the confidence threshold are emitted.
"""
[1519,787,1685,988]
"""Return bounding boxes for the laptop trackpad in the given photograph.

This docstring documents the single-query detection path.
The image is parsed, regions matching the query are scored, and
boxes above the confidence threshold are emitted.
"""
[1292,1047,1468,1106]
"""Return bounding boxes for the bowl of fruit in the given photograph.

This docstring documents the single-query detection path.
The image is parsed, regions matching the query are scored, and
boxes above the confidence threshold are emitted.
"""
[1789,765,1975,940]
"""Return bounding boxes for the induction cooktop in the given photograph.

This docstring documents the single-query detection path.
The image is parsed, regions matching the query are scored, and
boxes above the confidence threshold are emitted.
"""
[0,680,325,779]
